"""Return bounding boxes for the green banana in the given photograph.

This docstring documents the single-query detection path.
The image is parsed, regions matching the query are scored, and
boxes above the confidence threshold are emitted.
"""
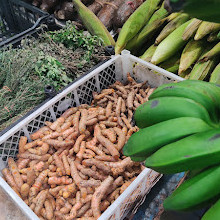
[182,18,202,41]
[123,117,212,158]
[115,0,161,54]
[163,165,220,211]
[199,42,220,62]
[134,96,213,128]
[202,198,220,220]
[129,156,146,162]
[151,20,193,65]
[72,0,115,46]
[140,44,157,62]
[149,83,219,122]
[178,80,220,112]
[155,13,190,45]
[218,31,220,39]
[145,128,220,174]
[189,58,218,80]
[195,21,220,40]
[209,63,220,84]
[179,40,205,74]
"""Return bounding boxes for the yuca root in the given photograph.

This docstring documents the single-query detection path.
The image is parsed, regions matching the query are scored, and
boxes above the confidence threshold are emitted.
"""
[1,73,154,219]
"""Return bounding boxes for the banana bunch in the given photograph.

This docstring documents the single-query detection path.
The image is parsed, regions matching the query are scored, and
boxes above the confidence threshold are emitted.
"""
[123,79,220,212]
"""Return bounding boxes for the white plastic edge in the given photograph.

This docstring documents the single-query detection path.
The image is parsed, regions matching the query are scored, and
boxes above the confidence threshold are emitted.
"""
[0,176,39,220]
[128,53,185,82]
[0,55,121,144]
[98,168,152,220]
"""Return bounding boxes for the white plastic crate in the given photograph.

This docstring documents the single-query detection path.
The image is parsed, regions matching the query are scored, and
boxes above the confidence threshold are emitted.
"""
[0,50,184,220]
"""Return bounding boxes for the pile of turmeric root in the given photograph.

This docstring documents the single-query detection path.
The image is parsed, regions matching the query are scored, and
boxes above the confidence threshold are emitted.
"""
[1,73,155,220]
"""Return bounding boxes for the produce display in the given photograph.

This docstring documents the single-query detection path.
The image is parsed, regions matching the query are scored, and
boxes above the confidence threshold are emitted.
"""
[0,23,107,132]
[123,79,220,217]
[115,1,220,83]
[1,73,156,219]
[26,0,142,31]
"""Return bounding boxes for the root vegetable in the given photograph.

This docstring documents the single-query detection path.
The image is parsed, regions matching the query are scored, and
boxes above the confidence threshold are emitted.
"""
[86,142,105,156]
[61,183,76,198]
[91,176,114,218]
[30,126,51,140]
[24,140,40,150]
[100,200,110,212]
[42,132,60,140]
[104,157,134,169]
[72,134,86,154]
[96,129,119,159]
[19,136,28,153]
[82,159,111,174]
[77,202,91,217]
[49,185,64,197]
[34,161,45,172]
[86,118,98,126]
[66,132,78,140]
[34,189,48,216]
[127,90,135,109]
[17,158,30,169]
[60,201,72,214]
[106,101,113,117]
[54,154,65,175]
[27,169,36,186]
[113,127,126,150]
[28,143,49,155]
[121,114,132,130]
[79,109,88,134]
[93,89,114,100]
[79,179,101,187]
[114,0,143,28]
[21,174,27,182]
[62,154,71,176]
[97,0,121,29]
[121,99,126,113]
[48,176,72,185]
[84,149,95,157]
[69,159,83,186]
[120,181,131,194]
[8,157,23,188]
[76,141,86,161]
[44,139,74,148]
[61,122,72,132]
[107,188,120,202]
[95,155,117,162]
[21,183,30,199]
[29,170,48,198]
[45,199,54,220]
[2,168,19,190]
[17,152,50,161]
[12,186,22,198]
[88,0,105,14]
[62,127,75,139]
[79,171,88,180]
[65,191,83,219]
[61,107,78,119]
[49,117,65,131]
